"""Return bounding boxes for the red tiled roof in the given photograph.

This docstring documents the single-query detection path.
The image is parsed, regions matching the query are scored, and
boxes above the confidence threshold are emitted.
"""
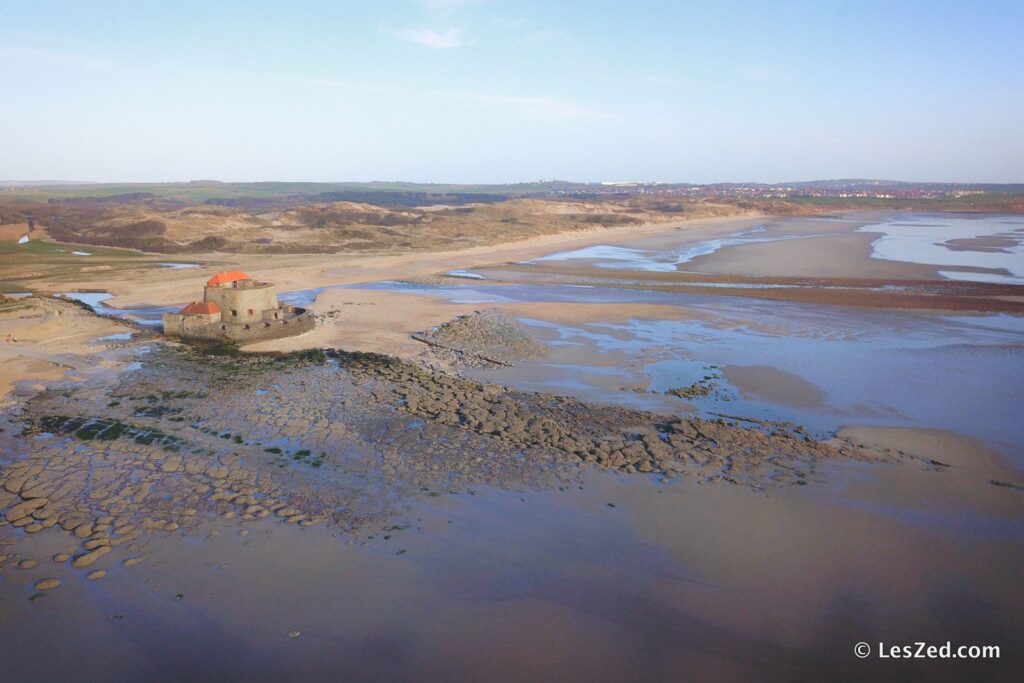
[179,301,220,315]
[206,271,252,286]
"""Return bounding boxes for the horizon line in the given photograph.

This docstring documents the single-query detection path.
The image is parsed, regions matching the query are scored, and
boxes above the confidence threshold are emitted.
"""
[3,177,1023,188]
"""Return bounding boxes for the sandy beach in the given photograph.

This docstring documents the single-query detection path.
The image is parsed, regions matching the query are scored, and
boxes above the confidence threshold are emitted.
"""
[5,1,1023,677]
[0,297,134,399]
[1,209,1022,680]
[27,214,766,308]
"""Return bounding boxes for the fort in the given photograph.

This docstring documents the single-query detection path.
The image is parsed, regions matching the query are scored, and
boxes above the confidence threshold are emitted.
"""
[162,271,314,343]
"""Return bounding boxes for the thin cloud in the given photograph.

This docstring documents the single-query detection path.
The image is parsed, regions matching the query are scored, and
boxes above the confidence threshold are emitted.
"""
[271,74,395,92]
[642,74,688,87]
[393,27,468,49]
[177,65,394,93]
[415,0,480,10]
[431,89,609,121]
[0,45,110,70]
[739,66,795,84]
[512,28,571,48]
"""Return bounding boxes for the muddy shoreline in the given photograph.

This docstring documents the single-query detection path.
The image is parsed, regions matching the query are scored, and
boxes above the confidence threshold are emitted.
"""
[2,338,1021,681]
[473,263,1024,313]
[2,211,1023,680]
[1,342,900,558]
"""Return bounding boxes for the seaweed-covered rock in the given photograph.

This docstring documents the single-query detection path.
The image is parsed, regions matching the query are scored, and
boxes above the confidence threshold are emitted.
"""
[414,309,548,365]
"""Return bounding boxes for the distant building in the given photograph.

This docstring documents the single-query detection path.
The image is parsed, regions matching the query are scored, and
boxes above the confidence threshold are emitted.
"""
[162,271,314,344]
[0,223,31,243]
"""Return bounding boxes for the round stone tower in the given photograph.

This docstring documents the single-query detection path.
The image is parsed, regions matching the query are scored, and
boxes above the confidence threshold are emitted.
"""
[162,270,314,344]
[202,271,278,324]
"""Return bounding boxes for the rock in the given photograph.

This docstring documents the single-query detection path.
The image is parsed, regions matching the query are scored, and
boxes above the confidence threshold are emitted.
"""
[53,553,70,562]
[3,466,42,494]
[18,559,38,570]
[35,578,61,591]
[160,459,182,473]
[5,498,48,523]
[86,570,106,580]
[122,555,148,567]
[20,486,50,500]
[72,545,112,568]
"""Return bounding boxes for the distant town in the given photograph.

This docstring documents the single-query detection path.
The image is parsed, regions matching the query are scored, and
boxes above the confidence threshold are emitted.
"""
[2,178,1022,207]
[574,179,1019,200]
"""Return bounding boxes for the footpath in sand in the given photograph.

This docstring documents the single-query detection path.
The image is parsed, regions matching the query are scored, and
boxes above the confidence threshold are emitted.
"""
[0,296,135,399]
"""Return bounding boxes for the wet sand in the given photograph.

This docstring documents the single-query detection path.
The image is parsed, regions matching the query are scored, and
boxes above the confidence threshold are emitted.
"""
[469,263,1024,313]
[2,210,1023,680]
[0,431,1019,681]
[0,297,134,398]
[683,231,942,279]
[25,214,765,310]
[531,214,940,280]
[724,365,828,409]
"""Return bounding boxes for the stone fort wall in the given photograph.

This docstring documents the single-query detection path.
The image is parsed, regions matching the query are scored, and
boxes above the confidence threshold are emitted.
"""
[162,311,220,337]
[165,308,315,344]
[204,284,277,323]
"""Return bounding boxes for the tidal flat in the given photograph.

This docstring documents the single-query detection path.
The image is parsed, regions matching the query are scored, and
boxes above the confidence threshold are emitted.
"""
[1,212,1022,680]
[2,336,1020,681]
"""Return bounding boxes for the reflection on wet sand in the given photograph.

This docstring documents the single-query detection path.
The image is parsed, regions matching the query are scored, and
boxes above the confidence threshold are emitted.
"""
[1,447,1019,681]
[2,211,1022,680]
[724,365,828,409]
[858,214,1024,284]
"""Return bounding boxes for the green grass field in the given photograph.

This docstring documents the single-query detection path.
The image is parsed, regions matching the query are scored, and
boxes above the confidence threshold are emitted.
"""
[0,239,140,257]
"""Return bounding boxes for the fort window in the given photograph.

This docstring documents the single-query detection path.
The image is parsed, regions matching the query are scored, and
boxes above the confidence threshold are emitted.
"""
[264,322,271,328]
[244,324,250,330]
[231,309,238,317]
[248,309,254,316]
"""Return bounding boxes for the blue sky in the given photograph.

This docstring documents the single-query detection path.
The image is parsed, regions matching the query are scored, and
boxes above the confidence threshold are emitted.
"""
[2,0,1022,183]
